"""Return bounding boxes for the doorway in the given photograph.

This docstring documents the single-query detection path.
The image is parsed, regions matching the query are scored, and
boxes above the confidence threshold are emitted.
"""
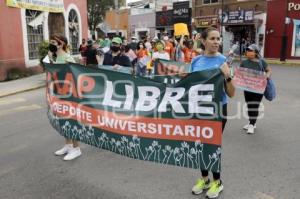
[48,13,65,37]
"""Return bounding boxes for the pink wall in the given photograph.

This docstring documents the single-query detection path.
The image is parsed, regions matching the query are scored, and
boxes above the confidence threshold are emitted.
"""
[64,0,88,39]
[0,0,88,81]
[0,1,25,80]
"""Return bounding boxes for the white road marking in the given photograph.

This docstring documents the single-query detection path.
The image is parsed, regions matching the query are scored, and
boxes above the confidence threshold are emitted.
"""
[255,191,275,199]
[0,98,26,106]
[0,105,43,117]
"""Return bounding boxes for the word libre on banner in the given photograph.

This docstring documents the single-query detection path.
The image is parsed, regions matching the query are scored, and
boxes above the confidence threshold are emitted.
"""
[45,63,224,172]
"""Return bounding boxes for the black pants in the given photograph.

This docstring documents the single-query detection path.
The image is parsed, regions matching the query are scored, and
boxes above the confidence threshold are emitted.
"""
[201,104,227,180]
[244,91,263,125]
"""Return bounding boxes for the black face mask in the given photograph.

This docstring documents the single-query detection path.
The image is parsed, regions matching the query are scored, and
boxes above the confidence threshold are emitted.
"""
[49,44,58,53]
[111,46,120,52]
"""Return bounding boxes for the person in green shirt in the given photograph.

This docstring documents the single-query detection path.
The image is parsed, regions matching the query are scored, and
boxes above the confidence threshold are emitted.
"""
[48,34,81,161]
[240,44,272,134]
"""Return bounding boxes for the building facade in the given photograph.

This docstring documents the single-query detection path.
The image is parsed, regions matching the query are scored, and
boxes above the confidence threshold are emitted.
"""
[156,1,191,37]
[104,9,130,39]
[129,9,156,41]
[265,0,300,60]
[193,0,267,55]
[0,0,88,81]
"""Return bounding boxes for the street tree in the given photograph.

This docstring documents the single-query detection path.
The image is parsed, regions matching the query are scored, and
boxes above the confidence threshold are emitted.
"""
[87,0,114,34]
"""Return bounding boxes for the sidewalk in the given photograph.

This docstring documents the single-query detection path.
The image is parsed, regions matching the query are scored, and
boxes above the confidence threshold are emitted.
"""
[234,56,300,66]
[264,58,300,66]
[0,73,46,98]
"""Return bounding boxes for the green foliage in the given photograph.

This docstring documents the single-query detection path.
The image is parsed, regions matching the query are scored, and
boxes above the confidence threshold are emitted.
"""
[87,0,115,31]
[38,40,49,66]
[7,68,34,81]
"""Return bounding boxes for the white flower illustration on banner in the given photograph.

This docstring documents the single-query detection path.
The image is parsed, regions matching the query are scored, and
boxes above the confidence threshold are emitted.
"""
[49,118,221,171]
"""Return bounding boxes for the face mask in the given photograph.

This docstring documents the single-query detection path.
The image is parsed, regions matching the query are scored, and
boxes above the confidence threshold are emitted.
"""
[111,46,120,52]
[246,51,256,59]
[49,44,58,53]
[156,44,164,51]
[163,36,169,41]
[139,45,144,48]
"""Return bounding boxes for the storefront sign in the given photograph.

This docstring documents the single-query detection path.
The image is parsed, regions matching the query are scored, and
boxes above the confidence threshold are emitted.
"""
[195,18,217,27]
[222,10,254,24]
[288,2,300,11]
[173,1,191,24]
[228,10,245,23]
[244,10,254,22]
[156,10,173,27]
[6,0,64,13]
[45,63,224,172]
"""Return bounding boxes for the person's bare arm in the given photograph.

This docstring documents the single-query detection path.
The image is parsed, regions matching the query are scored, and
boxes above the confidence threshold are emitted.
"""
[265,65,272,78]
[221,63,235,98]
[96,55,102,66]
[179,35,185,49]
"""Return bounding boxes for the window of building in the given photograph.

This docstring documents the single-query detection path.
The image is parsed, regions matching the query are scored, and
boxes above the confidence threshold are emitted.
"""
[68,9,79,55]
[26,10,44,60]
[203,0,219,4]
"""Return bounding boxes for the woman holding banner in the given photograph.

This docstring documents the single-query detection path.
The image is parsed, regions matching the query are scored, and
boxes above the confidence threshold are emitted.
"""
[191,27,235,198]
[240,44,272,134]
[47,34,82,161]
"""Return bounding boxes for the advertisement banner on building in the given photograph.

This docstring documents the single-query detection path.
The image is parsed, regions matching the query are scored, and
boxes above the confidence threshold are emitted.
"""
[173,1,191,25]
[244,10,254,23]
[228,10,245,24]
[45,63,224,172]
[6,0,64,13]
[292,19,300,57]
[222,9,254,24]
[233,67,267,94]
[156,10,173,27]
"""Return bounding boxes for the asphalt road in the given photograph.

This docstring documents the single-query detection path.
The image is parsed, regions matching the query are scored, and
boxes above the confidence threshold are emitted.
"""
[0,64,299,199]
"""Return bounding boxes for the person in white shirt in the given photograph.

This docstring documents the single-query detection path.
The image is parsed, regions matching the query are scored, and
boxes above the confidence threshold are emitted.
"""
[152,40,170,60]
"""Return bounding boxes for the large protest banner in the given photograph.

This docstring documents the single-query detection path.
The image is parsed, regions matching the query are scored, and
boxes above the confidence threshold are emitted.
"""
[6,0,64,13]
[233,66,267,94]
[154,59,191,84]
[45,63,224,172]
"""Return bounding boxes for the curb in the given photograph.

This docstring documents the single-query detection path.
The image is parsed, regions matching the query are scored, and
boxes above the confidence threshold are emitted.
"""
[233,56,300,66]
[0,84,46,98]
[264,60,300,67]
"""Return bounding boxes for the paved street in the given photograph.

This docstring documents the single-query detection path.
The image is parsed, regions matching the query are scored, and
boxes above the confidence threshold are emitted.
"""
[0,64,299,199]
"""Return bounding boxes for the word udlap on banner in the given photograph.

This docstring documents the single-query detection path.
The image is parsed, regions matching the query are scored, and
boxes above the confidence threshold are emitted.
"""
[45,63,224,172]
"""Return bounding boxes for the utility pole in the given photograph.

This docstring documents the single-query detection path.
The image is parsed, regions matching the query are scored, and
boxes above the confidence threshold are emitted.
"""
[280,0,289,61]
[114,0,119,37]
[220,0,224,53]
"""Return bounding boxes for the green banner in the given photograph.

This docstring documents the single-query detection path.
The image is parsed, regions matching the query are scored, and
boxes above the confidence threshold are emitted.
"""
[153,59,191,84]
[45,63,224,172]
[6,0,64,13]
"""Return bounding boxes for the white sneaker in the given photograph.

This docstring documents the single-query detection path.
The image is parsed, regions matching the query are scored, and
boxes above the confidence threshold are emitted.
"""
[54,144,73,156]
[63,147,82,161]
[247,124,255,134]
[243,123,256,130]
